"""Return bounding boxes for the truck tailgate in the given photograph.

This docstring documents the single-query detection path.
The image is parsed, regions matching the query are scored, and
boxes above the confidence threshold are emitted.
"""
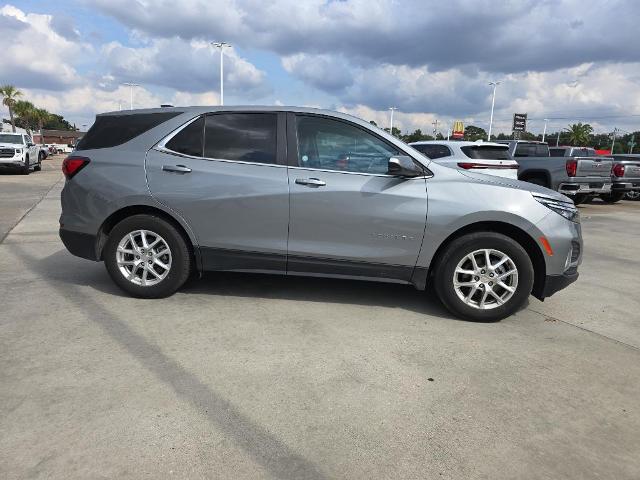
[576,156,612,178]
[622,161,640,179]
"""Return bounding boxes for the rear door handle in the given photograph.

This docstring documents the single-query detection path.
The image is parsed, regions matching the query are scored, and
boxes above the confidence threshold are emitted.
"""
[295,177,326,187]
[162,164,192,174]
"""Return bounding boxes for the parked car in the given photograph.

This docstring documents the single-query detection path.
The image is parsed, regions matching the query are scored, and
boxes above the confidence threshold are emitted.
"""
[0,132,41,174]
[59,107,582,321]
[38,145,49,161]
[408,140,519,179]
[497,141,613,205]
[605,154,640,203]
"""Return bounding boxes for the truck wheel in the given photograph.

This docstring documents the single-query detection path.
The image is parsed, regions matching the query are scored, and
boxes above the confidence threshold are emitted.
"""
[572,193,590,205]
[21,156,30,175]
[433,232,534,322]
[600,192,625,204]
[104,214,192,298]
[524,176,548,188]
[625,191,640,201]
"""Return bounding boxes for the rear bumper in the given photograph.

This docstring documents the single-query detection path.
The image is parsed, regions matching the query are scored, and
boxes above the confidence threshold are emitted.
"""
[59,228,99,261]
[611,180,640,192]
[540,270,579,299]
[558,179,611,195]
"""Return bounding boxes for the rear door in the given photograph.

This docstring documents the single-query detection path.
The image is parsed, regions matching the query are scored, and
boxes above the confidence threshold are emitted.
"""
[146,112,290,273]
[286,114,428,282]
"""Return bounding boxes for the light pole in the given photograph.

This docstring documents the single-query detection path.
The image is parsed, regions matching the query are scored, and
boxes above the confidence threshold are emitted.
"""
[542,118,549,143]
[487,81,500,141]
[611,127,619,154]
[388,107,397,135]
[212,42,231,105]
[432,119,439,138]
[122,82,140,110]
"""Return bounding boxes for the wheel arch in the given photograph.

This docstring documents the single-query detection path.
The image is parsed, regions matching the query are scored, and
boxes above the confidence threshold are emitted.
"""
[426,221,547,299]
[97,205,202,274]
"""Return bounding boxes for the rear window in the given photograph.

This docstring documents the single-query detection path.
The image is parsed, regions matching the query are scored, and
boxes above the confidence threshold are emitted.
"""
[412,144,451,159]
[514,143,549,157]
[165,116,204,157]
[76,112,180,150]
[204,113,277,164]
[460,146,511,160]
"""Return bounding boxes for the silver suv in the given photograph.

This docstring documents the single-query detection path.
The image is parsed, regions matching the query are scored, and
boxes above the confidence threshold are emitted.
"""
[60,107,582,321]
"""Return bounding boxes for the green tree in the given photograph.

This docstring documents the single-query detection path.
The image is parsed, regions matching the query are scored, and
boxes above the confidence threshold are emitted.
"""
[13,100,37,134]
[401,129,434,143]
[564,123,593,146]
[32,108,51,143]
[464,125,487,141]
[0,84,22,132]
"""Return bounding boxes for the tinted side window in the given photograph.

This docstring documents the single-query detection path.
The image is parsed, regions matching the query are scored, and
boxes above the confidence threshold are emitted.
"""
[413,144,451,159]
[296,115,398,174]
[165,116,204,157]
[77,112,180,150]
[549,148,566,157]
[204,113,277,164]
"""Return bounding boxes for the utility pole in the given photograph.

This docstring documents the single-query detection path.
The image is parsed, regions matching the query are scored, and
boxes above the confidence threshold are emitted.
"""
[122,82,140,110]
[432,119,439,138]
[629,134,636,154]
[212,42,231,105]
[611,127,619,154]
[388,107,397,135]
[487,81,500,141]
[542,118,549,143]
[556,130,561,147]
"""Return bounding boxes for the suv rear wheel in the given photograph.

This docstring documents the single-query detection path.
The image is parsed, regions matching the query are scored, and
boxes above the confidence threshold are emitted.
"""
[104,214,192,298]
[434,232,534,321]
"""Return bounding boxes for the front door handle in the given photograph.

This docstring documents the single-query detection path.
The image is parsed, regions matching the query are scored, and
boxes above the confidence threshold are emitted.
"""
[295,177,326,187]
[162,164,192,174]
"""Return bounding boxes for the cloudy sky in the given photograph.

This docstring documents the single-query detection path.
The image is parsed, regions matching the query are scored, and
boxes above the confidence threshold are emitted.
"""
[2,0,640,136]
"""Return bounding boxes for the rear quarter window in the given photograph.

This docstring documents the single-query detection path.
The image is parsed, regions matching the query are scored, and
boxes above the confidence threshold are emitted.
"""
[460,146,512,160]
[77,112,180,150]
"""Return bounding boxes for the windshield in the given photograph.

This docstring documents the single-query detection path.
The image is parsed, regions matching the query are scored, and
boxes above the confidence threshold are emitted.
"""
[460,146,512,160]
[0,134,22,144]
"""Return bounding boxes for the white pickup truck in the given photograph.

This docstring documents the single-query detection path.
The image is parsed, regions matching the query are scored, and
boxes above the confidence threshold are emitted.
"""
[0,132,42,174]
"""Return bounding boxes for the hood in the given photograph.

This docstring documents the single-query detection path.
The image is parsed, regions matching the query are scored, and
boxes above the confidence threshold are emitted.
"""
[457,169,571,202]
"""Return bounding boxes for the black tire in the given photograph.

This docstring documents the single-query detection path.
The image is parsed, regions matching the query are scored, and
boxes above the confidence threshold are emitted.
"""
[21,156,30,175]
[433,232,534,322]
[524,176,548,188]
[625,191,640,201]
[104,214,192,298]
[572,193,590,205]
[600,191,625,204]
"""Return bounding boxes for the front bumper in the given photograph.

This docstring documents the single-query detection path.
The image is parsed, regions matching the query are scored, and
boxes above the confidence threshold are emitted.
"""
[541,270,579,298]
[0,159,26,168]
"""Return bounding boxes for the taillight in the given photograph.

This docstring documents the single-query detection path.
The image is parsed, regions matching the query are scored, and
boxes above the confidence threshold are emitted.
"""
[612,163,625,177]
[62,156,90,179]
[457,162,518,170]
[566,159,577,177]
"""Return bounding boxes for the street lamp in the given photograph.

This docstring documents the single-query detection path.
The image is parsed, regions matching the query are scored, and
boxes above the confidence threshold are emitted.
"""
[122,82,140,110]
[542,118,549,143]
[487,81,501,141]
[388,107,397,135]
[211,41,231,105]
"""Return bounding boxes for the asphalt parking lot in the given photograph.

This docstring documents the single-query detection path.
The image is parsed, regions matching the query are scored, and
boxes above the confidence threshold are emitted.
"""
[1,156,639,479]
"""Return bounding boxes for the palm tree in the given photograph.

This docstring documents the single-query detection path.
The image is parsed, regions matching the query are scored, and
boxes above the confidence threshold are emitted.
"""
[32,108,51,144]
[0,84,22,132]
[13,100,36,135]
[564,122,593,146]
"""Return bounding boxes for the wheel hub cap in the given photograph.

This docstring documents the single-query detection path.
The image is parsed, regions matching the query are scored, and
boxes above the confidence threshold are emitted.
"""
[116,230,172,286]
[453,248,518,310]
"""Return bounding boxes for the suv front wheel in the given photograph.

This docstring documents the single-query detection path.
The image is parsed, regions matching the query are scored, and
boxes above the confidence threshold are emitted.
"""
[434,232,534,321]
[104,214,192,298]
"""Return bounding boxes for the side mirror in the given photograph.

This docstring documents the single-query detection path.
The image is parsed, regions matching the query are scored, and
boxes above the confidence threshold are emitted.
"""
[388,156,423,177]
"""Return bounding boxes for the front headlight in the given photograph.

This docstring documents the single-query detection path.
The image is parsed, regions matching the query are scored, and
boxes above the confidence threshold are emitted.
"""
[15,148,23,154]
[533,194,580,223]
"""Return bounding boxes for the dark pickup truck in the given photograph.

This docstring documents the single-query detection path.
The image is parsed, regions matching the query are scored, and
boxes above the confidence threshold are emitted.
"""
[496,141,613,204]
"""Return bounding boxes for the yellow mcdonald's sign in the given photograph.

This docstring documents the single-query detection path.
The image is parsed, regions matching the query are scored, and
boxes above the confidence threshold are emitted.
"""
[452,120,464,139]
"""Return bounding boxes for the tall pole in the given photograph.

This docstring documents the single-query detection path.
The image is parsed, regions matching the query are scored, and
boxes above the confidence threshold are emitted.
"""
[611,128,618,154]
[122,82,139,110]
[542,118,548,143]
[432,119,439,138]
[487,81,500,141]
[212,42,231,106]
[388,107,397,135]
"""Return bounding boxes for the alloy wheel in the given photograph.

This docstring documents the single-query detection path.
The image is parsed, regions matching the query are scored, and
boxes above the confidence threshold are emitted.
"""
[453,249,519,310]
[116,230,172,286]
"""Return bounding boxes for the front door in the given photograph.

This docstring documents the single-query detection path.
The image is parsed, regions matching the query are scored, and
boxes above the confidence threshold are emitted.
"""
[146,112,289,273]
[286,114,428,282]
